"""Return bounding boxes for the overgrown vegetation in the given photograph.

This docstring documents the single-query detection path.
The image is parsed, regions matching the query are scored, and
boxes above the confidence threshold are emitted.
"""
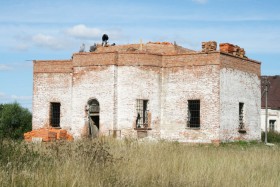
[262,131,280,143]
[0,102,32,139]
[0,138,280,187]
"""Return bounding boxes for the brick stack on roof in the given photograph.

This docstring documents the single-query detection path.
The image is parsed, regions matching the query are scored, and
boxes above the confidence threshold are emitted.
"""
[219,43,247,58]
[202,41,217,53]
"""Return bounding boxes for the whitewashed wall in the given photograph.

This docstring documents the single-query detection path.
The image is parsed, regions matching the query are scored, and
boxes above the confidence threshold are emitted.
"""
[32,73,73,131]
[220,68,261,141]
[261,109,280,132]
[71,66,115,138]
[161,65,220,143]
[116,66,161,138]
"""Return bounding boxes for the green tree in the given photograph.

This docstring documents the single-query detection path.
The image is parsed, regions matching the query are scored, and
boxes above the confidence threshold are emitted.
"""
[0,102,32,139]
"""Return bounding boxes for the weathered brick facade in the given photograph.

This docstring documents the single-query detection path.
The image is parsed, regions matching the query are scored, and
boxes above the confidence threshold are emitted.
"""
[33,42,261,143]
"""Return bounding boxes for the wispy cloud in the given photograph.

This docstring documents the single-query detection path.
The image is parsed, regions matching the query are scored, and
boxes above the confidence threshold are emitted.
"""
[0,92,32,101]
[32,33,69,50]
[192,0,208,4]
[13,43,29,51]
[0,64,13,71]
[0,61,32,71]
[0,92,32,111]
[29,25,121,51]
[20,61,33,68]
[10,95,32,101]
[0,92,5,97]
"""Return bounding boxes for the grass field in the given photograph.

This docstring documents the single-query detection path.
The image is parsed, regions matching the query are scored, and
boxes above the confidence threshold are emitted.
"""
[0,138,280,187]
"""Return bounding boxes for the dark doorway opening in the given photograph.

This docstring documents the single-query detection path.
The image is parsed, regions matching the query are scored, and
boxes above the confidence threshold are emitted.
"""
[87,99,100,138]
[90,116,99,129]
[50,102,61,127]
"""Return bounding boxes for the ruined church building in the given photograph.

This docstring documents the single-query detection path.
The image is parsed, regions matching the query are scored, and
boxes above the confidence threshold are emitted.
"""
[33,41,261,143]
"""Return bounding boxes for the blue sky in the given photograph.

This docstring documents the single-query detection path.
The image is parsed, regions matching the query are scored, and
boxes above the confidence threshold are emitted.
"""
[0,0,280,111]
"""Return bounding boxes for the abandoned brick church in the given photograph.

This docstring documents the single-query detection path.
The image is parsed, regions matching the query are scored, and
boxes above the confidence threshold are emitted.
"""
[32,41,261,143]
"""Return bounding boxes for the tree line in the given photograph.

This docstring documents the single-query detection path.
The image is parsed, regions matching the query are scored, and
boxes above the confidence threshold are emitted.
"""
[0,102,32,139]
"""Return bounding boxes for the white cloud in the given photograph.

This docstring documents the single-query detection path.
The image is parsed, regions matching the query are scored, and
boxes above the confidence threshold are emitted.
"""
[0,92,5,98]
[0,92,32,111]
[9,25,122,51]
[13,44,29,51]
[192,0,208,4]
[65,24,103,40]
[0,92,32,103]
[32,33,68,50]
[0,61,32,71]
[10,95,32,101]
[0,64,13,71]
[20,61,33,68]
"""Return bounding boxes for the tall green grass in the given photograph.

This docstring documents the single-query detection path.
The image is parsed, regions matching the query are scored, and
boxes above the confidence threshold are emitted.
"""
[0,138,279,187]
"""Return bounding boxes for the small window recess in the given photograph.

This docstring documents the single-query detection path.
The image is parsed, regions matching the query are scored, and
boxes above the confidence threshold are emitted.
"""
[187,100,200,129]
[269,120,276,132]
[135,99,151,130]
[238,102,246,133]
[50,102,61,127]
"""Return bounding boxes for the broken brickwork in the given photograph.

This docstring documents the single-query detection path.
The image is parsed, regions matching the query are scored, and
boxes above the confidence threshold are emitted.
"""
[33,41,261,143]
[220,43,247,58]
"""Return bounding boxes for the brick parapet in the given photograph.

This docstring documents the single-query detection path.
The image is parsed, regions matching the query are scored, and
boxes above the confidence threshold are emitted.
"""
[72,52,117,67]
[162,52,220,67]
[220,53,261,76]
[71,51,220,69]
[34,51,260,75]
[33,60,73,73]
[91,43,194,54]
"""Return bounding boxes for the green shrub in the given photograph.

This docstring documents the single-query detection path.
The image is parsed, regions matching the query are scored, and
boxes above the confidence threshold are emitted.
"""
[0,102,32,139]
[262,131,280,143]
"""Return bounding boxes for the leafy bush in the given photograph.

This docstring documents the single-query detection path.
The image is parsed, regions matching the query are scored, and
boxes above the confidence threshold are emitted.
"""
[262,131,280,143]
[0,102,32,139]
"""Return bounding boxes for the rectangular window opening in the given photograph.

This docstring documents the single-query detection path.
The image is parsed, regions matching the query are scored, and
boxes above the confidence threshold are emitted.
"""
[50,102,61,127]
[136,99,149,129]
[187,100,200,128]
[239,102,244,129]
[269,120,276,132]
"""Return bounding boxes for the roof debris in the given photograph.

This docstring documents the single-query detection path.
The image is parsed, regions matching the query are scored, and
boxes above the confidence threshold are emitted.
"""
[202,41,217,53]
[147,41,173,45]
[220,43,247,58]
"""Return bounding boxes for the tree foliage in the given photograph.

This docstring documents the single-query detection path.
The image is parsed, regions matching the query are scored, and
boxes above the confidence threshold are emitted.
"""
[0,102,32,139]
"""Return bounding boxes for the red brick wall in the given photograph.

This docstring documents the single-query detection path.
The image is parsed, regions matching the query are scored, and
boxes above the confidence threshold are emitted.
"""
[220,53,261,76]
[33,60,73,73]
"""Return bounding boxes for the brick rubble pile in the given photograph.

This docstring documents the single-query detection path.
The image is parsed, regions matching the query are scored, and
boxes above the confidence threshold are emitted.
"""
[202,41,217,52]
[24,128,74,142]
[219,43,247,58]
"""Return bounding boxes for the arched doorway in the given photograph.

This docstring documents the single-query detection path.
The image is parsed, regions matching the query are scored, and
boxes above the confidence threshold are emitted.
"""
[87,99,100,138]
